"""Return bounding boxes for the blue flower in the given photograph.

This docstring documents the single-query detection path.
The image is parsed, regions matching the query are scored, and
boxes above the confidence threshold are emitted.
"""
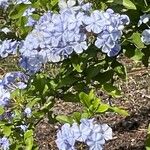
[2,71,29,91]
[25,16,37,27]
[19,6,88,65]
[93,9,129,57]
[24,107,32,117]
[0,85,10,107]
[83,10,105,34]
[71,122,91,142]
[0,0,9,9]
[0,137,10,150]
[0,40,19,58]
[86,132,105,150]
[23,7,35,17]
[56,118,112,150]
[141,29,150,45]
[138,14,150,27]
[55,124,76,150]
[18,1,129,69]
[19,125,28,132]
[101,124,112,141]
[19,50,47,74]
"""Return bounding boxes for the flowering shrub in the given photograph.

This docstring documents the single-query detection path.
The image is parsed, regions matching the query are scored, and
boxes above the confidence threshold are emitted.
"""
[0,0,150,149]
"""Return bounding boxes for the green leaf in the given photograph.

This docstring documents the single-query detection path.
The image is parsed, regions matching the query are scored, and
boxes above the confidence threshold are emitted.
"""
[27,98,41,108]
[130,32,145,49]
[146,124,150,150]
[92,98,101,110]
[102,83,121,98]
[51,0,58,6]
[143,5,150,13]
[56,115,73,124]
[112,61,127,79]
[40,101,53,110]
[79,92,91,108]
[2,126,12,136]
[63,93,79,102]
[9,4,29,19]
[24,130,33,139]
[85,62,105,79]
[122,0,136,9]
[24,130,34,150]
[148,124,150,134]
[0,106,4,115]
[72,112,81,123]
[145,136,150,150]
[81,112,90,119]
[94,70,114,84]
[131,49,144,62]
[110,107,129,116]
[71,55,85,73]
[72,63,83,73]
[107,0,136,10]
[58,74,77,88]
[96,104,110,113]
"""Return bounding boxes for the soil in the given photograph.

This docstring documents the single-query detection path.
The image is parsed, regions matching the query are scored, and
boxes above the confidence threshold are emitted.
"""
[35,57,150,150]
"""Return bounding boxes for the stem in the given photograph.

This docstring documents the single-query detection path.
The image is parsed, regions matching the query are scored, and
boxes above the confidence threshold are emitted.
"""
[144,0,148,6]
[146,23,150,28]
[108,95,113,107]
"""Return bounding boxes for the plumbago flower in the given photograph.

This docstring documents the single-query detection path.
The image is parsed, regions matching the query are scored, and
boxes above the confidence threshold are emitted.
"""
[18,0,129,74]
[25,16,37,27]
[23,7,35,17]
[0,84,10,107]
[24,107,32,117]
[0,0,9,9]
[0,137,10,150]
[56,118,112,150]
[138,14,150,45]
[141,29,150,45]
[19,5,89,73]
[18,124,28,132]
[0,40,20,58]
[2,71,29,91]
[84,9,130,57]
[138,14,150,27]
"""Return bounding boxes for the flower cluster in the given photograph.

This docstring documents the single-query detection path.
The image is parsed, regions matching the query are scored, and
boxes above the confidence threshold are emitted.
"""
[0,40,20,58]
[2,71,29,91]
[19,0,91,73]
[0,137,10,150]
[0,0,9,9]
[19,0,129,74]
[88,9,130,56]
[138,14,150,45]
[56,118,112,150]
[0,82,10,107]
